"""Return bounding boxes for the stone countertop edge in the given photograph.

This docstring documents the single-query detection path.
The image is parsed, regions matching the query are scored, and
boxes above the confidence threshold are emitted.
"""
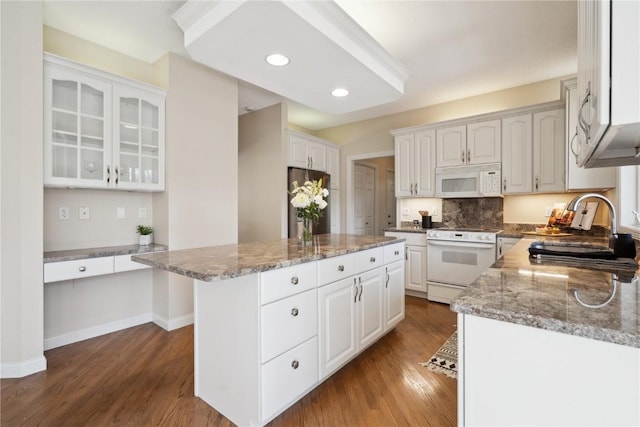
[44,243,168,263]
[451,237,640,348]
[131,235,405,283]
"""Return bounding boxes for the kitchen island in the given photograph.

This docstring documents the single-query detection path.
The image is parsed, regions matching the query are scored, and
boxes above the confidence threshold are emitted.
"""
[132,234,405,426]
[451,237,640,426]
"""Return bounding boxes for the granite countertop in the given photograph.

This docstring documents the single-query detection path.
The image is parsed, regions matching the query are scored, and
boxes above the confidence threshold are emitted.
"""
[451,237,640,348]
[132,234,404,282]
[44,243,168,263]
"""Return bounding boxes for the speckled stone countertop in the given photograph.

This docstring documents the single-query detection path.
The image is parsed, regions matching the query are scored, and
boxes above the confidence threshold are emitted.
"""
[451,237,640,348]
[132,234,404,282]
[44,243,168,263]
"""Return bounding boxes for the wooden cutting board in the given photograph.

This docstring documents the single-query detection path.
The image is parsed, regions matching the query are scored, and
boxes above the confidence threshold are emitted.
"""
[521,231,573,237]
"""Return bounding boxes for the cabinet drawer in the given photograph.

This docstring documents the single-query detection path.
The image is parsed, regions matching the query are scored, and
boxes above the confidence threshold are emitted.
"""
[317,253,356,286]
[114,254,151,273]
[261,337,318,422]
[356,247,384,272]
[261,262,317,305]
[383,243,404,264]
[44,257,114,283]
[261,289,317,363]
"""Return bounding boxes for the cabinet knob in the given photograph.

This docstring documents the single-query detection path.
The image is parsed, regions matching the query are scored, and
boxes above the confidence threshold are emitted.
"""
[467,150,471,163]
[370,257,376,263]
[291,308,299,317]
[291,276,299,285]
[291,360,299,370]
[338,265,344,272]
[394,250,399,255]
[79,266,86,272]
[461,150,465,163]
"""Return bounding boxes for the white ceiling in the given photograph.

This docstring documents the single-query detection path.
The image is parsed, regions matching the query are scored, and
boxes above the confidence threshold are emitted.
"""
[43,0,577,131]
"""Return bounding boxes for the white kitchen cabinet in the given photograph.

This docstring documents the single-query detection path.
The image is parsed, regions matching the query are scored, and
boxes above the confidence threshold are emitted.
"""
[356,268,385,349]
[393,129,436,197]
[533,108,565,193]
[502,107,565,194]
[44,54,165,191]
[496,236,521,259]
[384,260,405,329]
[502,114,533,193]
[576,0,640,168]
[384,232,427,298]
[436,121,500,167]
[564,79,616,190]
[459,314,640,426]
[288,131,327,171]
[326,145,340,189]
[44,253,154,283]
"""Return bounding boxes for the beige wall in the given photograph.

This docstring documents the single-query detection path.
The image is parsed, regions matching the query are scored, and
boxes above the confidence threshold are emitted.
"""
[239,103,288,242]
[1,1,46,377]
[152,53,238,329]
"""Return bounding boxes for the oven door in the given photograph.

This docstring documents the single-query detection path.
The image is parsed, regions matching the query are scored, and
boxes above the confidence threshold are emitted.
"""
[427,240,496,286]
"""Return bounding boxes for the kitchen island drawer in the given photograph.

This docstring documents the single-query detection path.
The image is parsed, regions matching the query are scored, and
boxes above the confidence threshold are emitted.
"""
[261,289,317,363]
[261,337,318,422]
[260,262,317,304]
[356,247,384,272]
[383,243,404,264]
[317,253,356,285]
[44,257,114,283]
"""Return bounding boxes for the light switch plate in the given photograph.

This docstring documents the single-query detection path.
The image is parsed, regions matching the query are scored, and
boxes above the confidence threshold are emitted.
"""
[59,207,69,221]
[117,207,126,219]
[139,207,147,218]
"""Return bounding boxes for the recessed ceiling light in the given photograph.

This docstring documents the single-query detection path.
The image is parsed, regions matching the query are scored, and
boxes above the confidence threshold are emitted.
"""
[265,53,290,67]
[331,88,349,97]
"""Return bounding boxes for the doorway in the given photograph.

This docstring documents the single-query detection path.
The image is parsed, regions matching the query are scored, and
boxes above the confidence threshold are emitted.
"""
[354,163,375,235]
[346,151,395,236]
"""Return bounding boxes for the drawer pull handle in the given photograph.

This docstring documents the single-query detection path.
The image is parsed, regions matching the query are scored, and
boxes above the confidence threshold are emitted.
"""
[291,276,299,285]
[370,257,376,263]
[291,360,299,370]
[338,265,344,272]
[394,250,399,255]
[79,266,87,272]
[291,308,299,317]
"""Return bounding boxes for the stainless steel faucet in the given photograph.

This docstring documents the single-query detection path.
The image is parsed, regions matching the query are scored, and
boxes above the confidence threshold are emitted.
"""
[566,193,617,235]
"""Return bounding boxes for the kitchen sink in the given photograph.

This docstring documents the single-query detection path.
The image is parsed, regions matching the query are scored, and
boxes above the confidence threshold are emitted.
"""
[528,241,617,260]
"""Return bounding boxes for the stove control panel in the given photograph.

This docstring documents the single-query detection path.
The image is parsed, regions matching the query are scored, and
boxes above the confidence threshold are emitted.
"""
[427,229,497,243]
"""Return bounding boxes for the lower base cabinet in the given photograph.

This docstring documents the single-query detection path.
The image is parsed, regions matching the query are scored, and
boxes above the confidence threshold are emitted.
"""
[194,243,405,426]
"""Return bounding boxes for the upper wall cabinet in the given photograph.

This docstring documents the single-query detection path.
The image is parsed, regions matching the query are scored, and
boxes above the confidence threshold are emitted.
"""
[576,0,640,167]
[325,145,340,189]
[288,131,327,172]
[393,129,436,197]
[563,79,616,190]
[502,107,565,195]
[44,54,165,191]
[436,120,501,167]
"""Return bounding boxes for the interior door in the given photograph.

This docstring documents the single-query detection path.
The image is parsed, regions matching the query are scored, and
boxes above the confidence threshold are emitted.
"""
[354,163,375,235]
[385,170,396,228]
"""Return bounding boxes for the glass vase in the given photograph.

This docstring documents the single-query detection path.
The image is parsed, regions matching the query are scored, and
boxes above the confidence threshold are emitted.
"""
[302,217,313,246]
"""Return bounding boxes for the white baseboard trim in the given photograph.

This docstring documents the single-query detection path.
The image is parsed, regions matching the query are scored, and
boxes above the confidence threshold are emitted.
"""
[43,313,153,351]
[1,355,47,378]
[152,313,194,331]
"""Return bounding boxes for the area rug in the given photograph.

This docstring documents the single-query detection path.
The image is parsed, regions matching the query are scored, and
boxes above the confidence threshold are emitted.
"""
[420,331,457,379]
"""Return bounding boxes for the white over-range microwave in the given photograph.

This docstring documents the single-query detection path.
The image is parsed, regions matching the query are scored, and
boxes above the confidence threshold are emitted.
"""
[435,162,502,198]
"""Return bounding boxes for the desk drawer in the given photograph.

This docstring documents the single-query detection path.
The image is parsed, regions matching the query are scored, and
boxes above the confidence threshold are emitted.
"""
[44,257,114,283]
[114,254,152,273]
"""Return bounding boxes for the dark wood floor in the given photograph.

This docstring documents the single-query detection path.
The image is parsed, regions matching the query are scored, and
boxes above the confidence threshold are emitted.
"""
[1,297,457,426]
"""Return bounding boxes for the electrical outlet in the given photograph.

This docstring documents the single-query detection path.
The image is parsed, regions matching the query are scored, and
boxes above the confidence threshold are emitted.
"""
[545,207,552,217]
[139,207,147,218]
[432,207,438,216]
[79,206,90,220]
[59,207,69,221]
[117,207,126,219]
[402,208,409,215]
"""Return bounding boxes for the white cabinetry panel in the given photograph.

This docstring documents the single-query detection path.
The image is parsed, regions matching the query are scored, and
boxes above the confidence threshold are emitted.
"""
[44,257,114,283]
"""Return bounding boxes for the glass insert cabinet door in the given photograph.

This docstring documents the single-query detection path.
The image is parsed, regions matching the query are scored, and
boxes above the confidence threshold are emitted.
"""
[113,86,165,191]
[44,66,112,188]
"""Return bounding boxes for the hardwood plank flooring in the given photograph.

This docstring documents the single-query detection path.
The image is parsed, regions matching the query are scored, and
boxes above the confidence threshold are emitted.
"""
[1,297,457,426]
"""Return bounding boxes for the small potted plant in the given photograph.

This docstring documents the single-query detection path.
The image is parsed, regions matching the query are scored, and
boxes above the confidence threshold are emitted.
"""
[136,225,153,246]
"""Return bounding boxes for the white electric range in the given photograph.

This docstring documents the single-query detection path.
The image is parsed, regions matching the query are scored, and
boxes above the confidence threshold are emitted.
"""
[426,228,500,304]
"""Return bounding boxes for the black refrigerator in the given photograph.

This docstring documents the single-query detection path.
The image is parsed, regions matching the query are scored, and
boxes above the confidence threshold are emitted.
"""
[288,167,331,238]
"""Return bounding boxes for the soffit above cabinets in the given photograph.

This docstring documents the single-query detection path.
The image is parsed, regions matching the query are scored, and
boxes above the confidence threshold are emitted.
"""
[172,0,409,115]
